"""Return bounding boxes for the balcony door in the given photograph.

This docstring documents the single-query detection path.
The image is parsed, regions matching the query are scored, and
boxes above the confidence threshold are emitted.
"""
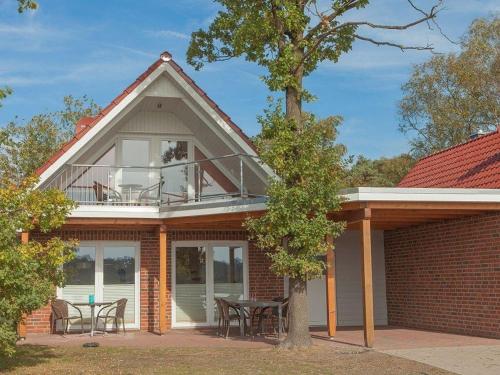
[172,241,248,327]
[160,140,192,204]
[58,242,140,330]
[119,139,151,198]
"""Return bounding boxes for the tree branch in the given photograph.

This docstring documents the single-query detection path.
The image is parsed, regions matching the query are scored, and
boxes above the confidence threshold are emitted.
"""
[354,34,433,51]
[297,1,443,72]
[304,0,364,41]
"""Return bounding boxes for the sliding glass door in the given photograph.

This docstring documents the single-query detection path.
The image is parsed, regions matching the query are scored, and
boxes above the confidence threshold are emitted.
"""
[59,242,140,330]
[174,246,207,323]
[172,242,248,327]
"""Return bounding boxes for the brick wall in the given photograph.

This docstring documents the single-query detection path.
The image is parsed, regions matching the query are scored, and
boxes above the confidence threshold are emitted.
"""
[25,228,281,334]
[384,212,500,339]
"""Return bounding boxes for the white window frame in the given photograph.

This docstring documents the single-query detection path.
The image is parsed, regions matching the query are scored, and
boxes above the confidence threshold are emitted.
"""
[57,241,141,330]
[171,240,249,328]
[159,137,195,201]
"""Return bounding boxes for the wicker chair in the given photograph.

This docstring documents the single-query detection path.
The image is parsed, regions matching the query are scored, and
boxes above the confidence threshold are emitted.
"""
[51,299,84,334]
[219,299,246,339]
[214,298,223,336]
[252,297,289,335]
[138,180,165,204]
[93,181,122,203]
[95,298,127,334]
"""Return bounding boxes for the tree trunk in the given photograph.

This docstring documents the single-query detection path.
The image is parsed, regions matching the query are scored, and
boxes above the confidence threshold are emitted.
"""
[281,277,312,348]
[281,52,312,347]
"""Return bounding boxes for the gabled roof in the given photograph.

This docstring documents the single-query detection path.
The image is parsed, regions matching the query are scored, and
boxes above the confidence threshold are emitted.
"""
[398,128,500,188]
[36,51,255,177]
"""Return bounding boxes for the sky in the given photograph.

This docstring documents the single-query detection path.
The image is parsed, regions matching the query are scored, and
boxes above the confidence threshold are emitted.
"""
[0,0,498,158]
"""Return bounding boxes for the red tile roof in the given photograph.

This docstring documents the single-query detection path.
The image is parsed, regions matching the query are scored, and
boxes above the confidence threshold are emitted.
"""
[36,51,255,176]
[398,128,500,188]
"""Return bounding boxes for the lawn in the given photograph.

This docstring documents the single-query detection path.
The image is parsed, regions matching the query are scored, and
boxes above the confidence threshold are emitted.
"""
[1,345,453,374]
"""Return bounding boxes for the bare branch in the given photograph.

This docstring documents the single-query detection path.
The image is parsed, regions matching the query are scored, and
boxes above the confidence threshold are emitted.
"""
[305,0,364,41]
[297,1,443,73]
[340,4,441,32]
[354,34,433,51]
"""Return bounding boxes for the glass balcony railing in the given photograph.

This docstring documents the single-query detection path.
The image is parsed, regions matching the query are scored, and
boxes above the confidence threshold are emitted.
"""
[43,154,267,206]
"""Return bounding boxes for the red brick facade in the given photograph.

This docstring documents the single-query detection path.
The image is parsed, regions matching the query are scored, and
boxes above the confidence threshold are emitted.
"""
[25,228,282,334]
[384,212,500,339]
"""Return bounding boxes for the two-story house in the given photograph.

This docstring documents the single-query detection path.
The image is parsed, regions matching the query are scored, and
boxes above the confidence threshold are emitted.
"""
[23,52,500,347]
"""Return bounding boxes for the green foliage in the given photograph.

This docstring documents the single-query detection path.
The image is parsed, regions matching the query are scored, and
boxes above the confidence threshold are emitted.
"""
[246,103,346,280]
[0,177,76,357]
[0,87,13,108]
[0,95,100,182]
[187,0,367,96]
[16,0,38,13]
[344,154,415,188]
[399,16,500,158]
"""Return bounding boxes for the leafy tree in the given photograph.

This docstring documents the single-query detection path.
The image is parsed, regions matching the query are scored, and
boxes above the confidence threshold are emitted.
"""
[246,106,346,347]
[399,16,500,158]
[187,0,441,347]
[17,0,38,13]
[0,95,100,182]
[0,177,76,357]
[344,154,415,187]
[0,87,13,108]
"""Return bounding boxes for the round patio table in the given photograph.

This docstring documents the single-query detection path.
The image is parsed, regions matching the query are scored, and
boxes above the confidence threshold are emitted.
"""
[73,302,113,337]
[118,183,143,203]
[223,299,283,340]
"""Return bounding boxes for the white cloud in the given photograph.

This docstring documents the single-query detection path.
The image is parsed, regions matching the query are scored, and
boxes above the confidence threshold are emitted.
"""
[145,29,190,40]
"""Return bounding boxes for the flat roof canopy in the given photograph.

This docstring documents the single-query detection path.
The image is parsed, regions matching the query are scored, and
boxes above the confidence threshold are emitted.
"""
[64,187,500,230]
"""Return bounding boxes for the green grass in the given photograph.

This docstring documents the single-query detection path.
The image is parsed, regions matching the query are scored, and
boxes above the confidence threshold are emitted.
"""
[1,345,453,374]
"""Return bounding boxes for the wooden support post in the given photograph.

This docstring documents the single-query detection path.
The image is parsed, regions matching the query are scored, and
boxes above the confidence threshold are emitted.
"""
[360,219,374,348]
[325,235,337,338]
[159,225,168,335]
[18,232,29,339]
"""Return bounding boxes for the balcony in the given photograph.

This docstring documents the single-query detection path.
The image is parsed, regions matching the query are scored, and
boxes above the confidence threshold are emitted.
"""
[43,154,267,207]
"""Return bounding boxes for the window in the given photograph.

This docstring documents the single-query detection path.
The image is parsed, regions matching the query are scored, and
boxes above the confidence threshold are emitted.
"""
[161,140,189,202]
[59,242,140,329]
[121,139,150,187]
[172,241,248,326]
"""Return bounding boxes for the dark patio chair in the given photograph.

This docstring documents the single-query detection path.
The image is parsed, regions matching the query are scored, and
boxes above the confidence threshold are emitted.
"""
[220,299,247,339]
[138,180,165,204]
[95,298,127,334]
[93,181,122,203]
[51,299,84,335]
[214,298,223,336]
[252,297,289,335]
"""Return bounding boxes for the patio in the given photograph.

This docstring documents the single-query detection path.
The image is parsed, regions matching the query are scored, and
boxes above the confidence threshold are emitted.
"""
[20,326,500,351]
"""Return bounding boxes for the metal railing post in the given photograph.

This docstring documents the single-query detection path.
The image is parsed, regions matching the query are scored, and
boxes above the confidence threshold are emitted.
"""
[197,162,202,202]
[239,156,244,198]
[158,173,164,206]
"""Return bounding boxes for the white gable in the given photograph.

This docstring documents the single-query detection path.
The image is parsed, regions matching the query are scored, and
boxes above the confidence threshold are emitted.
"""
[142,74,185,98]
[120,111,193,135]
[37,59,271,187]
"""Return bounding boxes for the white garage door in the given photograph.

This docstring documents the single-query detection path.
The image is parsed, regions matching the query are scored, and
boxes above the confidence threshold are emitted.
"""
[287,230,388,327]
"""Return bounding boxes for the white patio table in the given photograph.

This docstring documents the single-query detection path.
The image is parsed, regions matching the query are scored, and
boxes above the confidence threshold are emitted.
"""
[73,302,112,337]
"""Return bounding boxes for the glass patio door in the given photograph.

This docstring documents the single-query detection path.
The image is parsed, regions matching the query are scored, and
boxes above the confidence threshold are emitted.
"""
[173,242,248,327]
[102,245,137,325]
[60,246,96,329]
[59,242,140,330]
[174,246,207,324]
